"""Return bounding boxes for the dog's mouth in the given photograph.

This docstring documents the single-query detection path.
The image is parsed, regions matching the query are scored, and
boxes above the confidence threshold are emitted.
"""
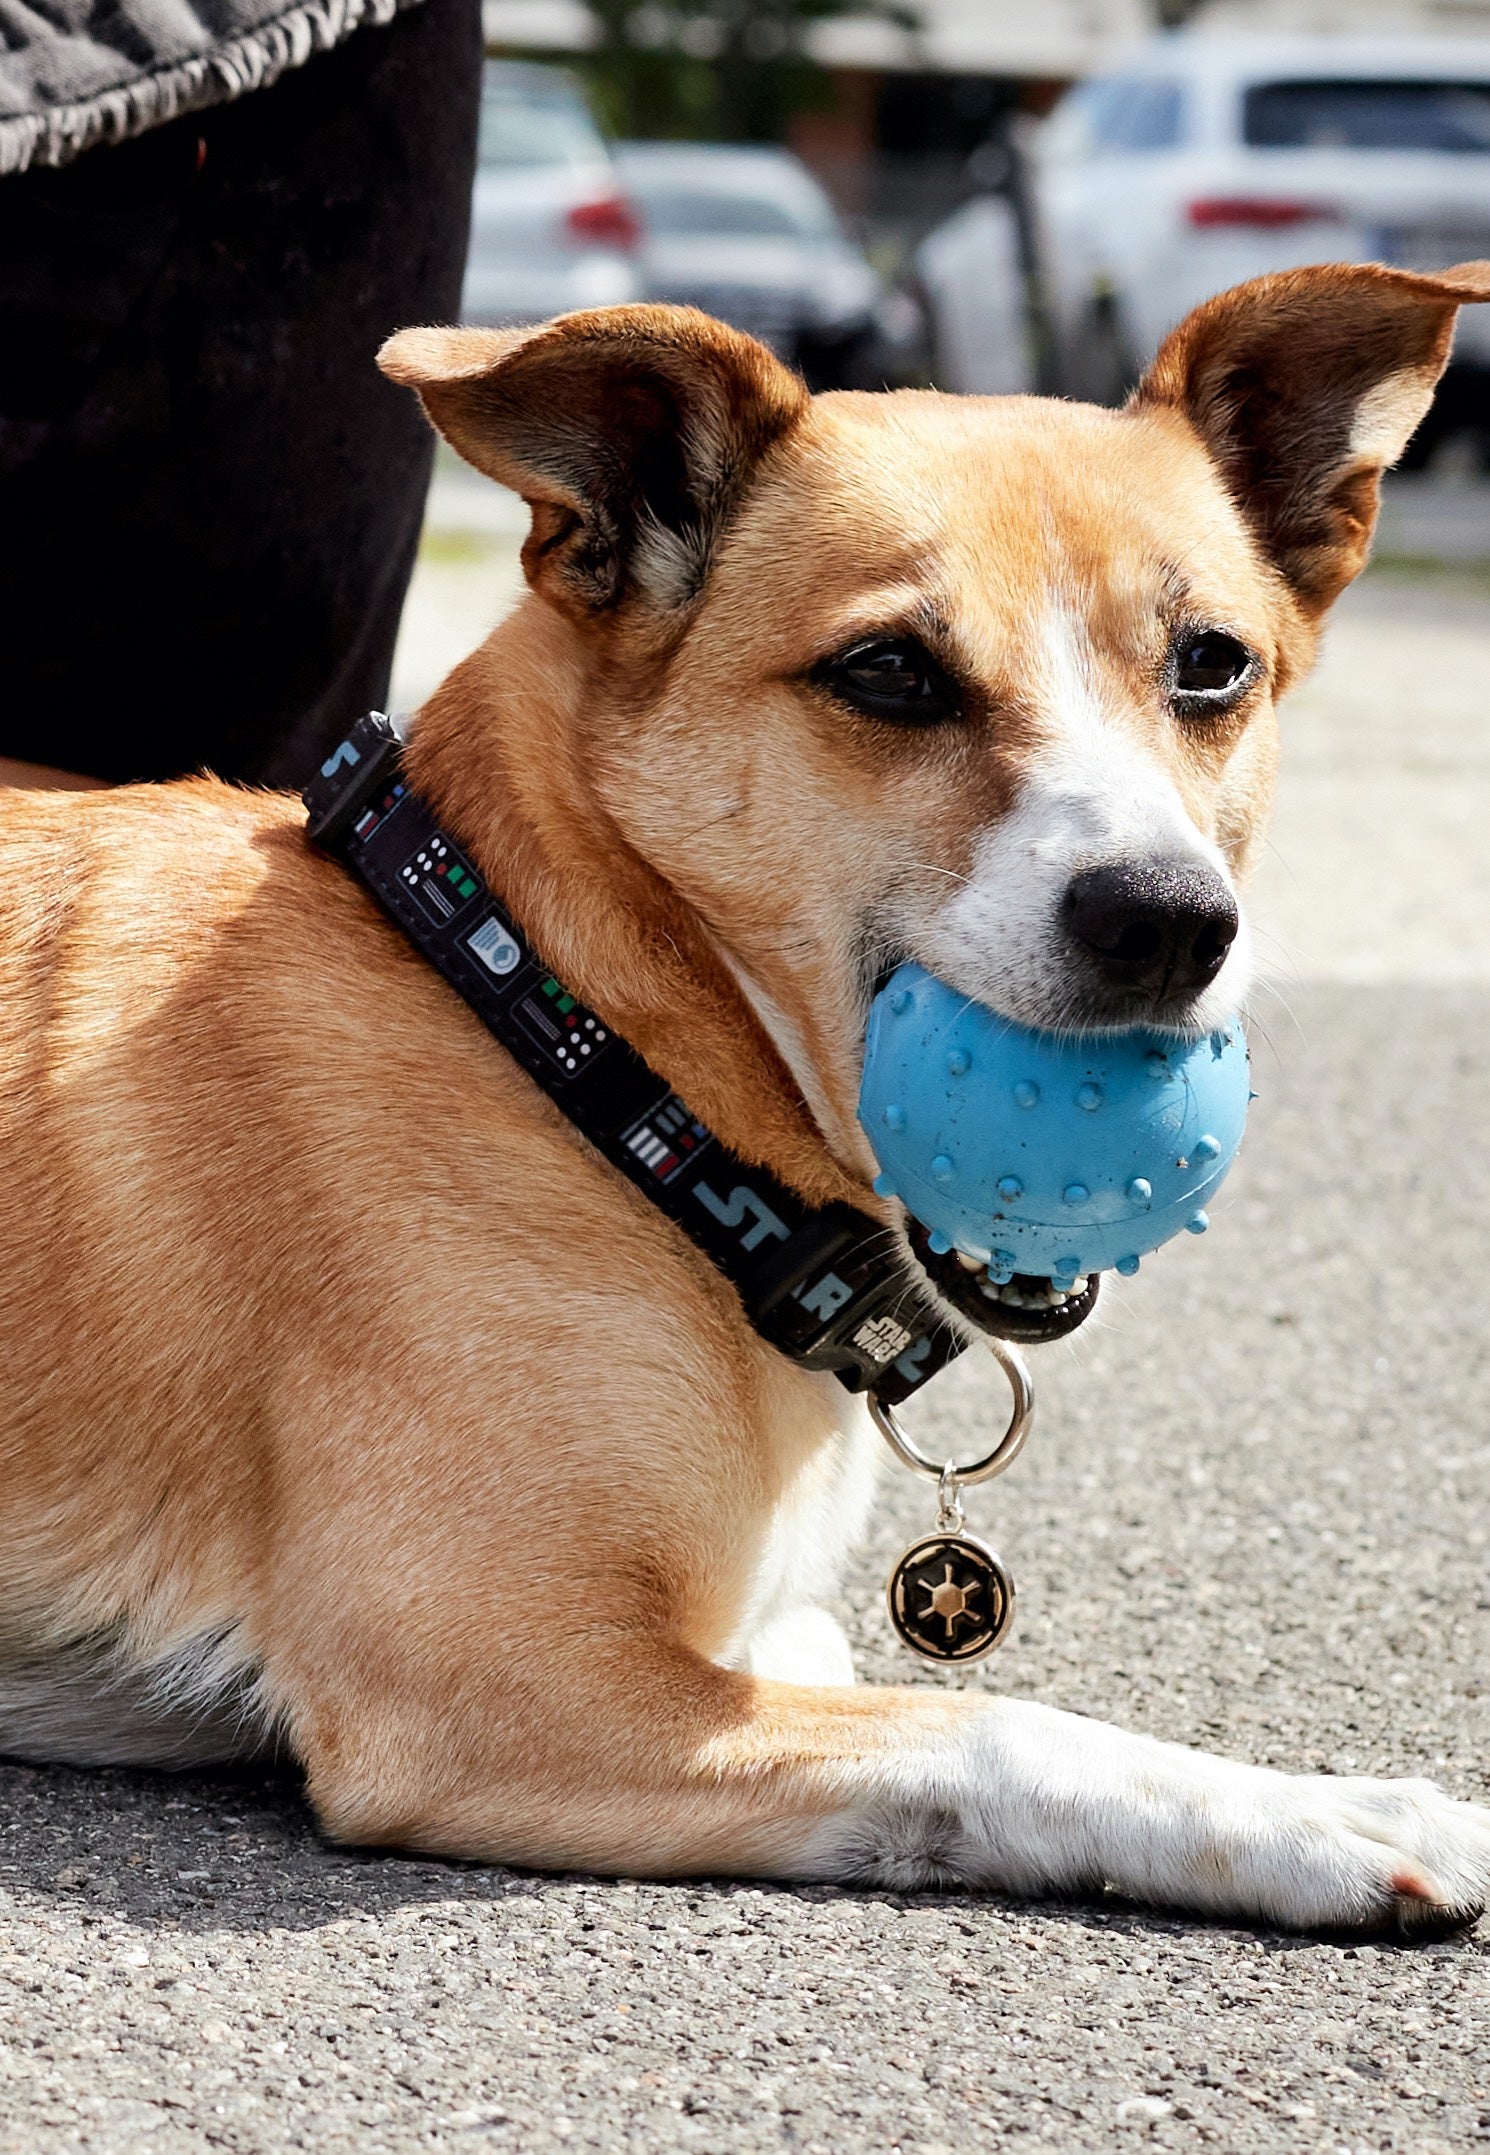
[906,1220,1100,1345]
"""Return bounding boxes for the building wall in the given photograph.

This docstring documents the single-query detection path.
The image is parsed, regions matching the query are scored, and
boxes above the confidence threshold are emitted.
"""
[481,0,1155,75]
[807,0,1150,76]
[1191,0,1490,26]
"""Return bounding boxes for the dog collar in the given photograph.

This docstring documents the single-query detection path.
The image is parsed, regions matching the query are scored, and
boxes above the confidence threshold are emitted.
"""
[303,713,963,1408]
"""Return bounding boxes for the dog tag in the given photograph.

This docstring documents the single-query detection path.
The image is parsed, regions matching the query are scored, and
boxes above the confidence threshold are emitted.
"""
[887,1529,1015,1664]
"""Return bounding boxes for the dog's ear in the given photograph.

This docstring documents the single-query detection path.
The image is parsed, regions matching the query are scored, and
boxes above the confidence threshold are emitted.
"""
[1132,260,1490,611]
[378,306,809,623]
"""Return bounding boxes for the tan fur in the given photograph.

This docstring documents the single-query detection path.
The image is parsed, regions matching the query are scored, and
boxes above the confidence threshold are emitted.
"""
[2,272,1486,1911]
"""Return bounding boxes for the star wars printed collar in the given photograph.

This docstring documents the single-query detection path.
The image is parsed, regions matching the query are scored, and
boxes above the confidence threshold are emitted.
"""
[303,712,963,1409]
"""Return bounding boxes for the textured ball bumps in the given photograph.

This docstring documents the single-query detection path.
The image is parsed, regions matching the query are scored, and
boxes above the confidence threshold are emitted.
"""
[858,963,1250,1285]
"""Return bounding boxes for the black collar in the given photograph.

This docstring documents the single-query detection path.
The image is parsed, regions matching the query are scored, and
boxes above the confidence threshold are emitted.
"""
[304,713,963,1407]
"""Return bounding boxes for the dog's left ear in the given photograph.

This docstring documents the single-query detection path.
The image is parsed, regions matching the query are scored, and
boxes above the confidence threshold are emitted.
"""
[378,305,809,623]
[1133,260,1490,611]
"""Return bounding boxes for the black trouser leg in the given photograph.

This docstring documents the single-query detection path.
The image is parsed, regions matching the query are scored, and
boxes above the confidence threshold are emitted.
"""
[0,0,482,787]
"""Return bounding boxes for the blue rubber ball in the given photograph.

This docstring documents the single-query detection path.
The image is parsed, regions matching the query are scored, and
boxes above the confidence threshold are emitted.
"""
[858,963,1250,1285]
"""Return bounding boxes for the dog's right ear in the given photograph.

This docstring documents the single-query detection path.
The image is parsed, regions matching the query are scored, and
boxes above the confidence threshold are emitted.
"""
[1132,260,1490,611]
[379,306,809,625]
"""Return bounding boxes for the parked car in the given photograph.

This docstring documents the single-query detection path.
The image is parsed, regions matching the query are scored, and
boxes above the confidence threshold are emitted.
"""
[613,141,906,388]
[461,61,642,327]
[1031,33,1490,427]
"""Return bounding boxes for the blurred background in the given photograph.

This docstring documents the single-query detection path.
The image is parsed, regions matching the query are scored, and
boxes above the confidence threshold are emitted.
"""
[456,0,1490,405]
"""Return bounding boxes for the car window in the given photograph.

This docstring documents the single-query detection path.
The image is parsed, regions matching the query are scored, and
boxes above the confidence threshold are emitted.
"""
[1244,79,1490,152]
[478,71,607,169]
[1071,77,1186,153]
[629,187,824,240]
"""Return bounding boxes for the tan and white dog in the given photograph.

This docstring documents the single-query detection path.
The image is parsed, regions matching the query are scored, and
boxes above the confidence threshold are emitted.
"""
[4,263,1489,1935]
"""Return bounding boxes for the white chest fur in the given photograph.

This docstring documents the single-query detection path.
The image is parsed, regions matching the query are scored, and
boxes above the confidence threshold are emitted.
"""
[718,1373,880,1684]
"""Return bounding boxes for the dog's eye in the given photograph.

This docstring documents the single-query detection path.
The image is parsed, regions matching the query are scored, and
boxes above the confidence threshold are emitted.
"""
[1173,631,1252,701]
[815,636,960,725]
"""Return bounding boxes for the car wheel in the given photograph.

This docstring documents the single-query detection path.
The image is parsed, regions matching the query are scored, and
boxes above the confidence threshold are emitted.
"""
[1066,298,1136,408]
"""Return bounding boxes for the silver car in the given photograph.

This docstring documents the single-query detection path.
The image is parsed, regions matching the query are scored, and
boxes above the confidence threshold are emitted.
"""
[613,142,889,386]
[461,62,642,328]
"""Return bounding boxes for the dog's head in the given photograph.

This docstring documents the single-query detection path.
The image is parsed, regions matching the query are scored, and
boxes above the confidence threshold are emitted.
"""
[382,264,1486,1344]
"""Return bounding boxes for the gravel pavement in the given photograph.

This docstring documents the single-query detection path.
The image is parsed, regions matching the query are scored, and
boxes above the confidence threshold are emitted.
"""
[3,529,1489,2153]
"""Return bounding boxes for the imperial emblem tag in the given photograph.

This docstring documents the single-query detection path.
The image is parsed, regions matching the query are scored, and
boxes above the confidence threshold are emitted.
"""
[867,1338,1032,1667]
[887,1530,1015,1664]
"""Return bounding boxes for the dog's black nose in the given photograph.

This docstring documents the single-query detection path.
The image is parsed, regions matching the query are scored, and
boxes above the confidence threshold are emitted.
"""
[1064,859,1239,997]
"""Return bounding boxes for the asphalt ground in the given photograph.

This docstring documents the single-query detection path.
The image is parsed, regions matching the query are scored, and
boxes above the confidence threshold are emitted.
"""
[2,530,1488,2152]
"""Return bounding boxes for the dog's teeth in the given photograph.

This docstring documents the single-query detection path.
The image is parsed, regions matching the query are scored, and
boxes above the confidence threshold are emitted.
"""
[954,1251,983,1272]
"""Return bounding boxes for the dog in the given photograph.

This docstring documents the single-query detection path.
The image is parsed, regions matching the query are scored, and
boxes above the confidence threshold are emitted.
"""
[4,261,1489,1936]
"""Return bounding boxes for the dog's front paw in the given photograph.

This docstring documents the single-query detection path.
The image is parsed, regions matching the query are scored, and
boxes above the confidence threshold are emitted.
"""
[966,1705,1490,1936]
[1223,1773,1490,1937]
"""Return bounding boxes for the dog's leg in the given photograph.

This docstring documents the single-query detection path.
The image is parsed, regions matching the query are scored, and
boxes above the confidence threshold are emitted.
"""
[296,1646,1490,1935]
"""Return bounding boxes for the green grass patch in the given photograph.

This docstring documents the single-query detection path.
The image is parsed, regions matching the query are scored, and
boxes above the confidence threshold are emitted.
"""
[418,528,508,566]
[1366,552,1490,594]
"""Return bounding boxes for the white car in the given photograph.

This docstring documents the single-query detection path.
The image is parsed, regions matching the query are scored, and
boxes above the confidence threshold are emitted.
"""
[461,61,642,328]
[1032,34,1490,408]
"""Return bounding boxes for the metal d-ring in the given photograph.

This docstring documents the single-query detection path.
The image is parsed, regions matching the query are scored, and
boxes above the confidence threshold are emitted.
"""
[868,1335,1035,1487]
